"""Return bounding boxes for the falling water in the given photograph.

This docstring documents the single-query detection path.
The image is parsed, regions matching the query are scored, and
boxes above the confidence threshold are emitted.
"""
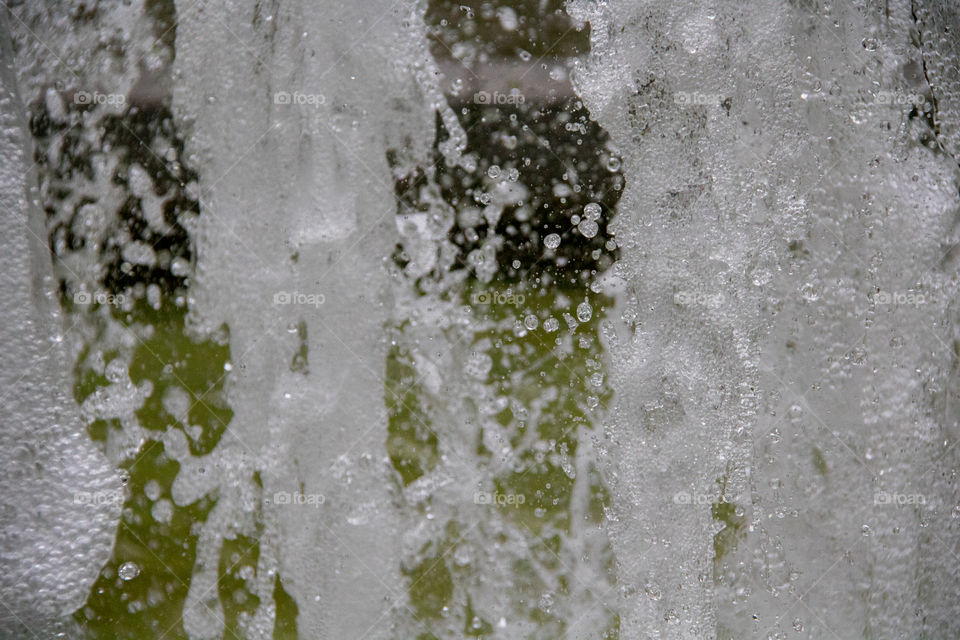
[1,1,959,639]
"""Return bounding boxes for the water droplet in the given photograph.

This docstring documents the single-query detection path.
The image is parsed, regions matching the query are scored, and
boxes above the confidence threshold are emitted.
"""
[544,233,561,249]
[524,315,539,330]
[171,257,190,277]
[151,499,174,525]
[143,480,161,501]
[487,165,501,179]
[538,593,554,612]
[577,302,593,322]
[465,352,493,379]
[118,561,140,581]
[543,317,560,332]
[751,267,773,286]
[606,156,621,172]
[577,219,599,238]
[583,202,602,221]
[496,6,518,30]
[799,281,821,302]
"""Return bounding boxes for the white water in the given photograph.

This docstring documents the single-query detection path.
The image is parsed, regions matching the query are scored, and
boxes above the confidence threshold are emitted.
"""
[2,0,959,638]
[166,2,454,636]
[0,20,120,637]
[573,0,960,637]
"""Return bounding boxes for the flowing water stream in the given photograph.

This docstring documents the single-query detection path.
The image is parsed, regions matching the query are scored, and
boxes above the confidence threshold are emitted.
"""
[2,1,960,639]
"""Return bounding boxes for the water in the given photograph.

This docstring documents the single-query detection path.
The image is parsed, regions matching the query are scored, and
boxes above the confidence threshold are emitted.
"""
[1,0,959,639]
